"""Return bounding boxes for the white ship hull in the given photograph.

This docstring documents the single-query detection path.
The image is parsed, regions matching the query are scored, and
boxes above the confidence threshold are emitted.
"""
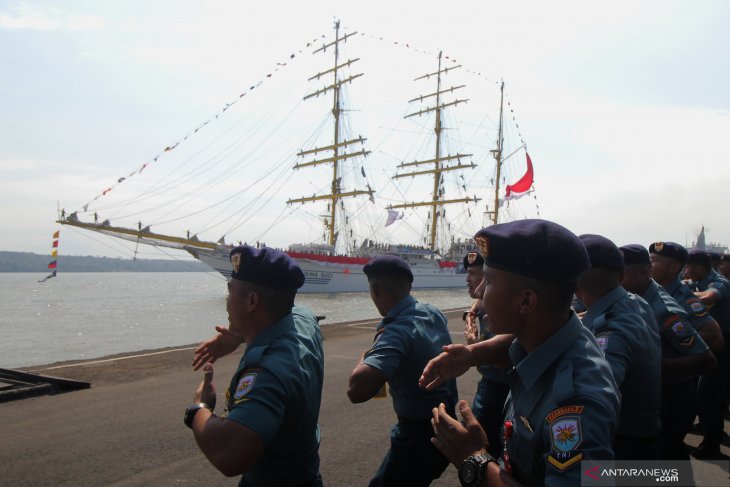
[194,248,466,293]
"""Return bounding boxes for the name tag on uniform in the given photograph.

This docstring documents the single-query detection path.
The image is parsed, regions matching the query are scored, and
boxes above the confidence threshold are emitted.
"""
[373,384,388,399]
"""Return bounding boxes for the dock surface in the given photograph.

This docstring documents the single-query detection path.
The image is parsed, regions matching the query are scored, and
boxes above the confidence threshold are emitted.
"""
[2,311,729,486]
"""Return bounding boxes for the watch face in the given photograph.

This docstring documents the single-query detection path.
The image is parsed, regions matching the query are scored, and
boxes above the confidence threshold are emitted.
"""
[460,461,476,484]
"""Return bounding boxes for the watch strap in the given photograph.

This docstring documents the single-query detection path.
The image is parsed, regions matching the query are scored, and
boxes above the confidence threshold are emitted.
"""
[184,403,212,429]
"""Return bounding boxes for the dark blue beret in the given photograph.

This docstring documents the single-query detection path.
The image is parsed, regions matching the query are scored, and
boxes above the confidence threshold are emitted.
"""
[363,255,414,282]
[463,251,485,269]
[579,234,625,271]
[619,244,650,266]
[687,249,712,268]
[473,219,589,283]
[709,252,722,262]
[229,245,304,292]
[649,241,687,264]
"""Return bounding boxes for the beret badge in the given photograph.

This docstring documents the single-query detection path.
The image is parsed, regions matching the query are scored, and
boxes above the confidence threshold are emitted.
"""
[476,236,489,257]
[654,242,664,253]
[231,253,241,273]
[467,252,478,265]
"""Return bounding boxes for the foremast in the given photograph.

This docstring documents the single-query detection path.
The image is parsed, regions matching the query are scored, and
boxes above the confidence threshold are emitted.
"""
[286,20,373,248]
[389,51,479,252]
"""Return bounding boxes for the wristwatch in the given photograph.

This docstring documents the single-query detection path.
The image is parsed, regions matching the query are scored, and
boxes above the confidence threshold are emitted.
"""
[184,403,213,429]
[459,451,496,487]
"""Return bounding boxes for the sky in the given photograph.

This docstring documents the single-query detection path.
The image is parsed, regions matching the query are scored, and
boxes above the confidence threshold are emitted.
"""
[2,0,729,260]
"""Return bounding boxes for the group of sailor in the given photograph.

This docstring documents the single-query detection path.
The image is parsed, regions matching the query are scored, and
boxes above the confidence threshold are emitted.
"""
[183,218,730,487]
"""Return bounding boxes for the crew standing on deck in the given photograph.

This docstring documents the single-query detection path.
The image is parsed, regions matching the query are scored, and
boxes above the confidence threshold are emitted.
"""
[428,219,620,486]
[619,243,716,461]
[461,251,510,459]
[684,249,730,459]
[348,255,458,486]
[576,234,662,460]
[186,245,325,486]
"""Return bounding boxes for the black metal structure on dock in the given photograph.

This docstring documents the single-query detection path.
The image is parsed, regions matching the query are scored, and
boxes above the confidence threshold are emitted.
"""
[0,368,90,402]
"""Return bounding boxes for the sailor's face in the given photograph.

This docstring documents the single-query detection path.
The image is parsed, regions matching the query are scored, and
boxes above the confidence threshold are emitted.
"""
[650,254,674,284]
[226,279,252,333]
[466,267,485,298]
[480,266,521,335]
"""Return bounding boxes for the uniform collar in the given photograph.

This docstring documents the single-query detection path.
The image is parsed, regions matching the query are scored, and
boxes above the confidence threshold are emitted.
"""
[378,295,417,330]
[582,286,626,328]
[247,312,295,350]
[641,279,660,302]
[700,269,722,286]
[509,312,584,390]
[665,277,682,295]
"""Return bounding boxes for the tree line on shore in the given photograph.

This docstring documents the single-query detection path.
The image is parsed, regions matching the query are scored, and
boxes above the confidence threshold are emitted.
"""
[0,251,209,272]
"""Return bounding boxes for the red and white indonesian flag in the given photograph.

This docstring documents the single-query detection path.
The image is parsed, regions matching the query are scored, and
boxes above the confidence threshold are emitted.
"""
[500,152,535,206]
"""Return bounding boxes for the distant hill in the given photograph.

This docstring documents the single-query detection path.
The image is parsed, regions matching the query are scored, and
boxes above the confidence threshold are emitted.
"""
[0,251,211,272]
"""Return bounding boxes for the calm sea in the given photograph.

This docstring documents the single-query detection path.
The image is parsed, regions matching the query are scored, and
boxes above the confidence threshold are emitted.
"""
[0,272,471,368]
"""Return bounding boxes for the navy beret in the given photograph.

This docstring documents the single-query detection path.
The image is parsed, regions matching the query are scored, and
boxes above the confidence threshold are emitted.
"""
[709,252,722,263]
[363,255,414,283]
[649,241,688,264]
[229,245,304,292]
[473,219,589,283]
[619,244,650,266]
[579,234,625,271]
[687,249,712,268]
[463,251,485,269]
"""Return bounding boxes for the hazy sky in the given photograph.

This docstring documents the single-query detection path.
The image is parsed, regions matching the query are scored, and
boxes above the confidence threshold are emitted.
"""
[2,0,729,259]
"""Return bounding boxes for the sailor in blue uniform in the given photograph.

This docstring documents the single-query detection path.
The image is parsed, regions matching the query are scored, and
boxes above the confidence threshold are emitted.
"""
[649,242,725,355]
[428,219,620,487]
[684,249,730,458]
[577,234,662,460]
[186,245,324,487]
[721,254,730,280]
[462,251,510,459]
[619,244,715,461]
[348,255,458,486]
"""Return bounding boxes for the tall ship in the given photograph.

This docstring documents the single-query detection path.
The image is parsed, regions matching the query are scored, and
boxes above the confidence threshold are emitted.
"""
[58,22,538,292]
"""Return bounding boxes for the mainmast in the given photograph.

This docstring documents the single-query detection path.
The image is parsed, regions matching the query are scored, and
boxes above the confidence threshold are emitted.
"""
[489,81,505,225]
[388,51,479,252]
[287,20,373,248]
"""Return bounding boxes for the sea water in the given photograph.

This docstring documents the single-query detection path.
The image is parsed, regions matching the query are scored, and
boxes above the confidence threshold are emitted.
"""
[0,272,471,368]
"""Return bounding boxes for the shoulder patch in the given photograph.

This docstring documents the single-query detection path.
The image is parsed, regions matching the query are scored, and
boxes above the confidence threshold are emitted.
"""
[662,314,681,329]
[550,415,583,452]
[234,372,257,400]
[672,322,687,337]
[546,405,584,423]
[547,451,583,471]
[689,300,708,316]
[595,336,608,351]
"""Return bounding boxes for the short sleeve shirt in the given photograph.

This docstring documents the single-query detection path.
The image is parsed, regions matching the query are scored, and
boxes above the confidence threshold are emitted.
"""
[476,311,509,384]
[689,270,730,333]
[642,280,709,383]
[224,306,324,486]
[362,295,458,419]
[665,277,717,333]
[581,286,661,438]
[503,313,620,486]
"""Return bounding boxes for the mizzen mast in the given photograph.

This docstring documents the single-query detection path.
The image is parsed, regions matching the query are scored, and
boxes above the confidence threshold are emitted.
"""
[389,51,479,251]
[287,21,373,248]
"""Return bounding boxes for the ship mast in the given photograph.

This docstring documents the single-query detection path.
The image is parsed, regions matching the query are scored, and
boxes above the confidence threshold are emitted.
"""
[489,81,505,225]
[388,51,479,252]
[287,20,373,248]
